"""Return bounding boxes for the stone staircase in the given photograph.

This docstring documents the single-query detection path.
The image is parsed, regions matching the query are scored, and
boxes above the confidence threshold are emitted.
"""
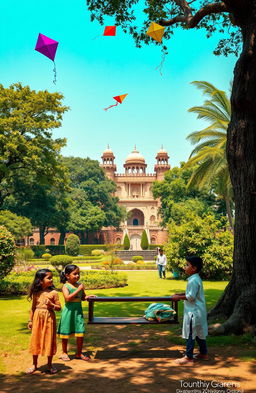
[116,250,157,261]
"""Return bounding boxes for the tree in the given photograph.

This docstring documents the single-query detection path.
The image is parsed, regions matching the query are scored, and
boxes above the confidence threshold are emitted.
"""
[0,210,32,240]
[164,213,233,280]
[140,230,149,250]
[123,234,130,250]
[65,234,80,256]
[0,225,15,279]
[185,81,234,230]
[0,83,69,207]
[3,179,70,245]
[152,164,223,225]
[63,157,126,240]
[85,0,256,334]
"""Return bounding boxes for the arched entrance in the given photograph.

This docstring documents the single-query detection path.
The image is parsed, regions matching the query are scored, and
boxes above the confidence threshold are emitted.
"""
[127,209,144,226]
[130,234,141,251]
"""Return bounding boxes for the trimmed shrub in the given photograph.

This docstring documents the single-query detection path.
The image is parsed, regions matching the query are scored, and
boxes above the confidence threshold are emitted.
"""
[149,244,163,250]
[42,253,52,260]
[50,255,74,275]
[65,234,80,256]
[79,245,108,255]
[72,256,102,261]
[123,234,130,250]
[132,256,144,262]
[0,226,15,279]
[140,230,149,250]
[136,260,145,265]
[31,245,46,258]
[16,248,35,264]
[0,270,127,295]
[91,249,105,256]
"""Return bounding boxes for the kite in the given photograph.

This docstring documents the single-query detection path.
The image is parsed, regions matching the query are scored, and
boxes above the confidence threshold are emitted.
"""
[103,26,116,36]
[104,94,128,111]
[93,26,116,40]
[146,22,165,43]
[35,33,59,84]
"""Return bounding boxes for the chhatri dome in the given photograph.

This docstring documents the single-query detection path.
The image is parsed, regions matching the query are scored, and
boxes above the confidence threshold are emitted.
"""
[102,144,114,156]
[125,146,146,164]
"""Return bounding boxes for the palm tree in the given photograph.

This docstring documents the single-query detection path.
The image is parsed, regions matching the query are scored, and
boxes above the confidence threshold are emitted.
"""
[185,81,234,230]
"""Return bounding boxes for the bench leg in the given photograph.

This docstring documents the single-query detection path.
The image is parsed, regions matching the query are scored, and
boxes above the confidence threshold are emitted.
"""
[88,301,94,323]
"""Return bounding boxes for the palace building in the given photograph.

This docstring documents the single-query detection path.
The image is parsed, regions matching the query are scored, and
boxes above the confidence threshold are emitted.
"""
[28,146,170,250]
[99,146,170,250]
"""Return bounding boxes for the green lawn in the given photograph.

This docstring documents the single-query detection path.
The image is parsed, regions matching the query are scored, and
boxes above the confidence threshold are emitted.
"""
[0,271,254,373]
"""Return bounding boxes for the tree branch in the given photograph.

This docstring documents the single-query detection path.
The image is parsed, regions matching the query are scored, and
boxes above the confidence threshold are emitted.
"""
[160,2,230,28]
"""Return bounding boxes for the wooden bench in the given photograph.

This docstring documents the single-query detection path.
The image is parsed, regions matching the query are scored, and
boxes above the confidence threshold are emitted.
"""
[87,296,179,325]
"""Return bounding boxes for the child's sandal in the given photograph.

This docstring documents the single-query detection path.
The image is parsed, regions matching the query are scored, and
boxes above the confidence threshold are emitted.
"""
[75,354,90,361]
[26,366,37,374]
[47,367,58,374]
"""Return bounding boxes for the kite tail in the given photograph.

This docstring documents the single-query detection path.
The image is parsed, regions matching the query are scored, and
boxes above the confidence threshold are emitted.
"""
[104,102,119,111]
[155,52,166,76]
[53,61,57,84]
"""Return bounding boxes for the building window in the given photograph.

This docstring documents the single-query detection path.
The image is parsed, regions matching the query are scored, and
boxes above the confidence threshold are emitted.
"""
[150,215,156,224]
[50,238,55,245]
[29,238,35,245]
[115,237,121,244]
[151,237,156,244]
[133,218,139,226]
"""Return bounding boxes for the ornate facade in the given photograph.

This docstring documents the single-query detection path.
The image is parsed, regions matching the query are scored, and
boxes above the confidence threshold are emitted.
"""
[27,147,170,248]
[100,146,170,250]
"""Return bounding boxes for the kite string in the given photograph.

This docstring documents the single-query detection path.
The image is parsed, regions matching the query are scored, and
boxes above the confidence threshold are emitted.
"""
[155,52,166,76]
[104,102,119,111]
[53,61,57,84]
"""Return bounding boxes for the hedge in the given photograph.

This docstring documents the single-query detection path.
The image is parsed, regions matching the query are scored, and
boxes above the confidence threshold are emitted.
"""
[92,263,157,270]
[0,270,127,295]
[79,245,110,255]
[31,244,120,257]
[149,244,163,250]
[31,245,65,257]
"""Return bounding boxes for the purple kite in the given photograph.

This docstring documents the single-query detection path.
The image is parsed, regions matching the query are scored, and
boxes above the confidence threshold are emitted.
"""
[35,33,59,84]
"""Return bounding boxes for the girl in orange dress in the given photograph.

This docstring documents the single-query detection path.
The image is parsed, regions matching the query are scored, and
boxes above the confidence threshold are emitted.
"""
[27,269,61,374]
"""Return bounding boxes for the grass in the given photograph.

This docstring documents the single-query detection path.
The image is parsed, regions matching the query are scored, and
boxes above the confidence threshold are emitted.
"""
[0,271,255,373]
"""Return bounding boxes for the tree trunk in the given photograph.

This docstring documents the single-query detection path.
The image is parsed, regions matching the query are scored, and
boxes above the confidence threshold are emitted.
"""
[225,197,234,231]
[39,226,45,245]
[209,16,256,334]
[58,231,66,245]
[79,231,87,245]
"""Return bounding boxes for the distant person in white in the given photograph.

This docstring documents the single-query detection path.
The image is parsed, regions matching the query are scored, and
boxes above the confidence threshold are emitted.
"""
[156,249,167,279]
[172,255,208,365]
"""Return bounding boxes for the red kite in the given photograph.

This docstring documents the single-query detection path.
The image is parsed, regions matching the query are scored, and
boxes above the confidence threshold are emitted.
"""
[104,94,128,111]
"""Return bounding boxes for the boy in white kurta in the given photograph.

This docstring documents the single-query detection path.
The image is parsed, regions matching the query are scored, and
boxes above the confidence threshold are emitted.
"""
[172,256,208,365]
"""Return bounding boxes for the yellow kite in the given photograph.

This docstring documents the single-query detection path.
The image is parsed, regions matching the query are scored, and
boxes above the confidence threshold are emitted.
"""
[146,22,165,43]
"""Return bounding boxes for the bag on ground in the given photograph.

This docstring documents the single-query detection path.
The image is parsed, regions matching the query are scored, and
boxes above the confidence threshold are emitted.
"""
[144,303,176,322]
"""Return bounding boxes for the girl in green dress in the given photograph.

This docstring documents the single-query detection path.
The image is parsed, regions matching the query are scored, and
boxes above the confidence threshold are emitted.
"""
[58,264,94,361]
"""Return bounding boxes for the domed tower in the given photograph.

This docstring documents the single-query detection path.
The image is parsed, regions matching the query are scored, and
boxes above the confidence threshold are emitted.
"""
[101,145,116,180]
[154,146,170,180]
[124,146,147,175]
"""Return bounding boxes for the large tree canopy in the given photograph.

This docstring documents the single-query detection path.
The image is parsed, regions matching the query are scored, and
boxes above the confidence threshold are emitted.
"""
[85,0,256,335]
[87,0,241,56]
[0,83,69,206]
[62,157,126,242]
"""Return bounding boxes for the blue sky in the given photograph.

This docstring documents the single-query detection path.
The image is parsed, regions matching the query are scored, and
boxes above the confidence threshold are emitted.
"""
[0,0,237,172]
